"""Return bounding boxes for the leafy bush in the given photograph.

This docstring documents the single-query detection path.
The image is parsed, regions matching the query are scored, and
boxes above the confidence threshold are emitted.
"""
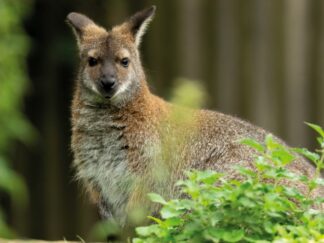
[0,0,34,238]
[133,123,324,243]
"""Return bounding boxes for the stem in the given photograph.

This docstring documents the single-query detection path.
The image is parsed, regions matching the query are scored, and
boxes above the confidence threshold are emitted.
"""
[315,148,324,179]
[306,148,324,203]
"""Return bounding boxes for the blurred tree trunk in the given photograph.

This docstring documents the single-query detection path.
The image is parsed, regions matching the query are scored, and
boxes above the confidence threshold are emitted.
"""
[283,0,311,146]
[177,0,203,80]
[212,0,240,114]
[144,0,178,97]
[316,0,324,127]
[250,0,278,132]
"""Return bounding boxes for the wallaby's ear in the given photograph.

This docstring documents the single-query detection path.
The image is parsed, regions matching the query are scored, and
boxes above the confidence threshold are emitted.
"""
[125,6,156,46]
[66,12,106,47]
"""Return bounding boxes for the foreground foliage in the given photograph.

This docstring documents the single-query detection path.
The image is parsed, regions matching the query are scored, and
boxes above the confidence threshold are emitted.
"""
[133,123,324,242]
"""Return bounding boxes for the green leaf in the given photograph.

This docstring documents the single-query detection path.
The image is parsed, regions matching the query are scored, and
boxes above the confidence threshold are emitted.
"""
[306,122,324,138]
[147,193,167,205]
[271,149,295,166]
[239,197,256,208]
[235,166,255,178]
[205,228,225,240]
[222,230,245,242]
[314,178,324,186]
[293,148,320,163]
[241,138,265,152]
[265,134,279,150]
[164,217,182,227]
[160,206,182,219]
[255,157,271,171]
[147,216,164,225]
[132,238,145,243]
[135,225,159,237]
[264,221,275,234]
[173,199,193,210]
[315,197,324,204]
[317,137,324,148]
[196,170,221,184]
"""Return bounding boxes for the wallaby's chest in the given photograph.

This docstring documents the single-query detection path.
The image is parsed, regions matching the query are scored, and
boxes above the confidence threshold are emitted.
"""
[72,107,134,218]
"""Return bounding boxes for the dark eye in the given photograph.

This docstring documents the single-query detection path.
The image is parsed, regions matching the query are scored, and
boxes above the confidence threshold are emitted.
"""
[120,58,129,68]
[88,57,98,67]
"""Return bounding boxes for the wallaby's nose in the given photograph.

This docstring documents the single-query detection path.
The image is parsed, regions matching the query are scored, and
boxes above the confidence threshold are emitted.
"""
[100,78,116,92]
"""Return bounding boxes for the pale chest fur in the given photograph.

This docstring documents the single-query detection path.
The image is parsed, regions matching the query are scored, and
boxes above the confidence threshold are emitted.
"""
[71,106,137,221]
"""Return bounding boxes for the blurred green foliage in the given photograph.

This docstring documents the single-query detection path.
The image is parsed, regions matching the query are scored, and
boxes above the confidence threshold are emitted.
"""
[133,124,324,242]
[170,78,206,109]
[0,0,34,238]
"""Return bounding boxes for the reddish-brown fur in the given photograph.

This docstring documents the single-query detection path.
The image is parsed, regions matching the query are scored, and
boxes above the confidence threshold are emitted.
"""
[67,6,322,226]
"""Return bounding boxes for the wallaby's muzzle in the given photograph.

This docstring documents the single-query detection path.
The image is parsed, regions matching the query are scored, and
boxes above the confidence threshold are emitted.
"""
[98,77,118,98]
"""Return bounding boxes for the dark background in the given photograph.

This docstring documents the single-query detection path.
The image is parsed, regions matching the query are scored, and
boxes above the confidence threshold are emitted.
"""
[6,0,324,241]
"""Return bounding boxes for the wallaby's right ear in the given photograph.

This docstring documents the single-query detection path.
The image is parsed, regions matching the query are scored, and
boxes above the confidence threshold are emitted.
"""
[66,12,106,47]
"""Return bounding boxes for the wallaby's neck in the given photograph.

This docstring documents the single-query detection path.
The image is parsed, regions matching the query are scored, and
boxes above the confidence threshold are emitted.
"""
[73,79,168,122]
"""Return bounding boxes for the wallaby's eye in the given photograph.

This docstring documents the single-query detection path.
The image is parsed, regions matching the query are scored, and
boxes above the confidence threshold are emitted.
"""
[120,58,129,68]
[88,57,98,67]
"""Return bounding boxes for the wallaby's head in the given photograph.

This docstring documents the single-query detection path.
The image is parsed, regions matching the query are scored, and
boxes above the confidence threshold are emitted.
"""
[67,6,156,105]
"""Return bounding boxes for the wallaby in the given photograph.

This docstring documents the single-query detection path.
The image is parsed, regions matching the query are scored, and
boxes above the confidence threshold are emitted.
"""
[67,6,320,227]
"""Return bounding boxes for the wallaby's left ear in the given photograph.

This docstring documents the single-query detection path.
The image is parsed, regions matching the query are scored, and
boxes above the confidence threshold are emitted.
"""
[126,6,156,46]
[66,12,106,48]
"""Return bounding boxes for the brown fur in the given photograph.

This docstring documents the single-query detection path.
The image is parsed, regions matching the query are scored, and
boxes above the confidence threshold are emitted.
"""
[67,6,322,226]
